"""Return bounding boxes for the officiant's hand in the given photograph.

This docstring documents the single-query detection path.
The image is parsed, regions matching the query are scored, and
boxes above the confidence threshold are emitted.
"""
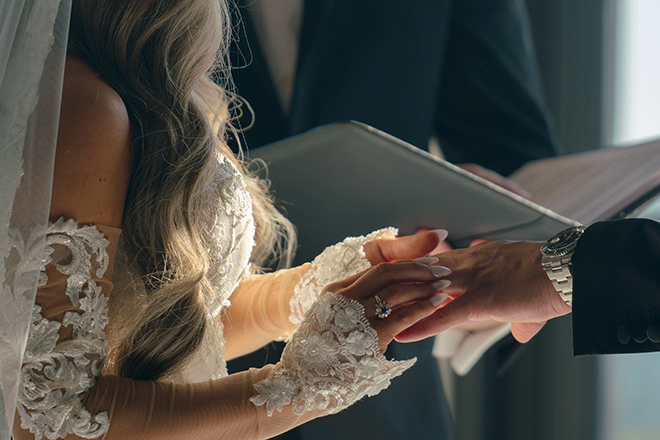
[458,163,531,199]
[394,240,571,344]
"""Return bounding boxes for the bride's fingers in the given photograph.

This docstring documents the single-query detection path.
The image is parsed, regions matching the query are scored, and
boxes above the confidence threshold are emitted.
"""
[363,230,446,264]
[365,282,445,317]
[323,269,370,294]
[371,294,447,353]
[339,261,451,302]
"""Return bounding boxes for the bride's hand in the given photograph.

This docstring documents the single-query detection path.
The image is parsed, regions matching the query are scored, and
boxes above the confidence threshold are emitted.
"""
[363,229,449,265]
[323,260,452,353]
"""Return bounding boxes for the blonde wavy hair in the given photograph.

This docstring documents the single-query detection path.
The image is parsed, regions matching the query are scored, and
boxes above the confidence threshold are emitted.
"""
[68,0,295,381]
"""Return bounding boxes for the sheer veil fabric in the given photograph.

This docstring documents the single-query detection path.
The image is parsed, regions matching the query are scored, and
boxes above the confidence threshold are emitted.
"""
[0,0,70,438]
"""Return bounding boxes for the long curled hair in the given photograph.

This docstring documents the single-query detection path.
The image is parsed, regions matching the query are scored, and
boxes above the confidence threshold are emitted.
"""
[68,0,295,381]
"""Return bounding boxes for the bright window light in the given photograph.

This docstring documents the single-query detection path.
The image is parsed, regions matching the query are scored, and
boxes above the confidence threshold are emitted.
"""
[602,2,660,440]
[612,0,660,146]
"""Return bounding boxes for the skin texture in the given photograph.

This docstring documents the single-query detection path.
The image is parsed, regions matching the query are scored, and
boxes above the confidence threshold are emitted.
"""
[50,54,133,227]
[395,240,572,344]
[362,229,442,264]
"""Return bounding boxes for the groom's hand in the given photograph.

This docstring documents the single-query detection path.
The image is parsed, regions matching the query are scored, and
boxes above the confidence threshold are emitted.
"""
[394,240,572,344]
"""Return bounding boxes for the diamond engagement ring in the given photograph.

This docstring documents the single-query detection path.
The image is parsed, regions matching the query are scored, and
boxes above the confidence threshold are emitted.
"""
[374,295,392,319]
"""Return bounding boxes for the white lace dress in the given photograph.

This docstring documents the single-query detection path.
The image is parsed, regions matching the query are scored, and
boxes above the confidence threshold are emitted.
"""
[14,160,415,440]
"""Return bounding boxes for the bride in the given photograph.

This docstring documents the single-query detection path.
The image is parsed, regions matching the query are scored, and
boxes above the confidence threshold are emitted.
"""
[2,0,452,439]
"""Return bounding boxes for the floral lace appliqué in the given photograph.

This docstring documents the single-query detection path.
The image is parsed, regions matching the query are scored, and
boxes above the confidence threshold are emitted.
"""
[205,159,255,315]
[251,292,415,416]
[17,219,110,439]
[289,228,397,325]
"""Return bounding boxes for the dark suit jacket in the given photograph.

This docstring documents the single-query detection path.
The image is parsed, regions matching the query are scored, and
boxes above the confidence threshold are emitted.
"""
[573,219,660,355]
[230,0,559,177]
[227,1,559,439]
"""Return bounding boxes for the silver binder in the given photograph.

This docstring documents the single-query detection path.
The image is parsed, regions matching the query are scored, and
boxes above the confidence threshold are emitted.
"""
[252,121,577,263]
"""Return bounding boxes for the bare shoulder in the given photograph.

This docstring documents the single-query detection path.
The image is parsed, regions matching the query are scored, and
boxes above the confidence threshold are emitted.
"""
[51,54,133,227]
[60,55,129,129]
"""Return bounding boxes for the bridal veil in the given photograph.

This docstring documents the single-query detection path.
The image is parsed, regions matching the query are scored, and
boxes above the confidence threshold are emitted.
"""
[0,0,70,438]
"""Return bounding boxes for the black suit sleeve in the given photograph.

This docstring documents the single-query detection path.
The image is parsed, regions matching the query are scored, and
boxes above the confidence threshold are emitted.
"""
[572,218,660,355]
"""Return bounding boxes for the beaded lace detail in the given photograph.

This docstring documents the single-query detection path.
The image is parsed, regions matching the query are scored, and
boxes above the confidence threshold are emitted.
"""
[205,158,255,315]
[108,158,255,382]
[181,159,254,381]
[17,219,110,439]
[251,292,415,416]
[289,228,397,325]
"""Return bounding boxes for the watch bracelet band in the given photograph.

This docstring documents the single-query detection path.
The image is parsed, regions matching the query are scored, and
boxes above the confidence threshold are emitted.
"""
[542,254,573,307]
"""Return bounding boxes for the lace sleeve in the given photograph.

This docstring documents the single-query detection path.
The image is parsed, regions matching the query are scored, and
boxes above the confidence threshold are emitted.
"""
[249,228,415,417]
[250,292,415,416]
[17,219,115,440]
[224,228,399,359]
[289,228,397,325]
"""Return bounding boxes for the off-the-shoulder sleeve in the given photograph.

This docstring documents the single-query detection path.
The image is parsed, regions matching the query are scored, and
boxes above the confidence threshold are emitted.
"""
[12,220,303,440]
[15,218,119,439]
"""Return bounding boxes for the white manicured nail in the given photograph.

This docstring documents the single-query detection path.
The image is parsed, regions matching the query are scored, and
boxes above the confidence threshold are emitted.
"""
[430,293,449,306]
[431,229,448,242]
[430,265,452,277]
[431,279,452,291]
[414,256,439,265]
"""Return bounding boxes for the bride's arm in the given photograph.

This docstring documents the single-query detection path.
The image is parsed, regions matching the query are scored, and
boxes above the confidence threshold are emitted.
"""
[17,253,442,440]
[223,231,446,360]
[17,364,316,440]
[15,214,444,440]
[223,266,310,360]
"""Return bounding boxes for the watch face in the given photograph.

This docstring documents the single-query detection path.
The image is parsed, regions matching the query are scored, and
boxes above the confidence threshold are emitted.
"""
[542,226,585,257]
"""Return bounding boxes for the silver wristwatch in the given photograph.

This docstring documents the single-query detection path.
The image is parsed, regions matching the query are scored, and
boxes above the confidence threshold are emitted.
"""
[540,225,586,307]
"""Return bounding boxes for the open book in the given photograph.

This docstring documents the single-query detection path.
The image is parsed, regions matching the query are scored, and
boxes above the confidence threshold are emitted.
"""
[510,138,660,225]
[251,122,660,262]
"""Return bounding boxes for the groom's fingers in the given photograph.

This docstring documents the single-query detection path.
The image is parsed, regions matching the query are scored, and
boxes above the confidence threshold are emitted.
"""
[511,321,546,343]
[394,293,473,342]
